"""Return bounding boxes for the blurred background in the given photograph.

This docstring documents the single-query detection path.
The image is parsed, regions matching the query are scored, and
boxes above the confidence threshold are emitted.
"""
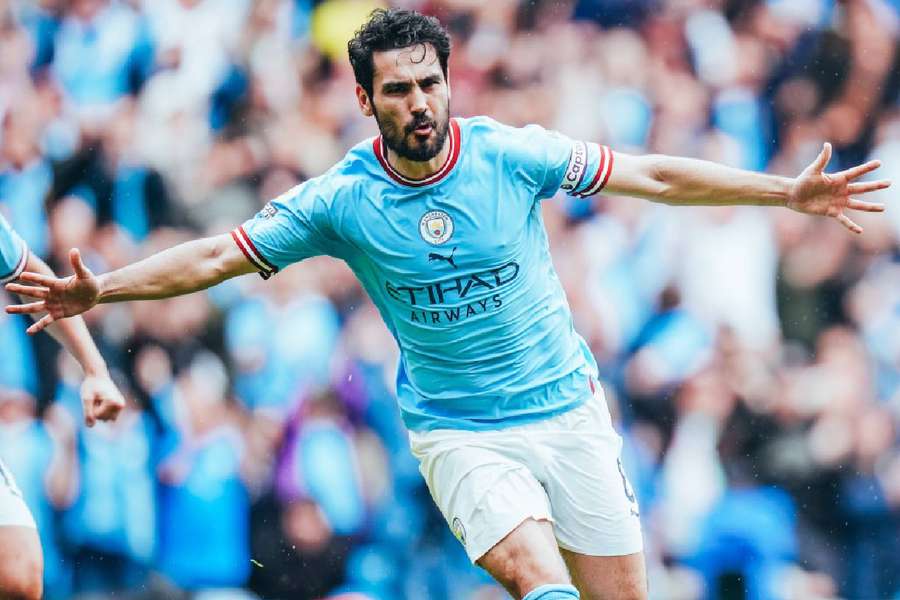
[0,0,899,598]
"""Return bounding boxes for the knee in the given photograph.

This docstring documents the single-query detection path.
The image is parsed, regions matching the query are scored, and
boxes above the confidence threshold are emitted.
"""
[616,574,648,600]
[616,585,647,600]
[481,544,570,598]
[0,577,42,600]
[0,557,43,600]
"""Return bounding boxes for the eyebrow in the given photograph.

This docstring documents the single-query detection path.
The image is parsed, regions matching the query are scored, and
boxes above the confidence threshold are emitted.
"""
[381,74,443,92]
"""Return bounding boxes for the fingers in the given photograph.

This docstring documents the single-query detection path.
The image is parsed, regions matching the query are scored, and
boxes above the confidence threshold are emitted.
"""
[26,313,55,335]
[840,160,882,181]
[70,248,91,279]
[5,301,47,315]
[83,406,95,428]
[812,142,832,173]
[5,282,48,299]
[847,180,891,195]
[836,213,863,234]
[85,392,125,426]
[95,400,124,422]
[13,271,60,287]
[847,198,886,212]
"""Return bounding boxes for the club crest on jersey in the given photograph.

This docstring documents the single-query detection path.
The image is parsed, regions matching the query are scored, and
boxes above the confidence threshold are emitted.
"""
[419,210,454,245]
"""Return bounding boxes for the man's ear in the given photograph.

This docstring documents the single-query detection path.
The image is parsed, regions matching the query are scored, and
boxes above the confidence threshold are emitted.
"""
[356,84,374,117]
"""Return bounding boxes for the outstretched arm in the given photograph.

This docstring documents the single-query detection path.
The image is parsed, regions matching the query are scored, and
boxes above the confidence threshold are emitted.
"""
[16,252,125,426]
[6,233,255,335]
[606,143,889,233]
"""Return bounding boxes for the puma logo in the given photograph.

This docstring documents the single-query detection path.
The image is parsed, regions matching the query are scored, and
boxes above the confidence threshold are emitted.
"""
[428,246,458,269]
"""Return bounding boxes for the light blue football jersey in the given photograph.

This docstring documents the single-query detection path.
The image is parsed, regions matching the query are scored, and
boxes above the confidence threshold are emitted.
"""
[0,213,28,284]
[235,116,614,431]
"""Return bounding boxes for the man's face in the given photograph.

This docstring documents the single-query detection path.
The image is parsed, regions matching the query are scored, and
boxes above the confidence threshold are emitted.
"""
[359,43,450,162]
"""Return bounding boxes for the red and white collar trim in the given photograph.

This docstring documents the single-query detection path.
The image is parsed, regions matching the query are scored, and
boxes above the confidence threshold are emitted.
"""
[374,118,461,187]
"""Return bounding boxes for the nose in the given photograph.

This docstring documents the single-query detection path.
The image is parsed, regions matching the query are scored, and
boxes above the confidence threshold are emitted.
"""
[409,85,428,114]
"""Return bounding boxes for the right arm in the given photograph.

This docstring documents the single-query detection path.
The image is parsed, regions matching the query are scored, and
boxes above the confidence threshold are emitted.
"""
[8,173,339,333]
[5,233,255,334]
[96,233,255,302]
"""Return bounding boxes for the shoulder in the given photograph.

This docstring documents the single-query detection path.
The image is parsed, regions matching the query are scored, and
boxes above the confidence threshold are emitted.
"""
[458,115,561,139]
[454,116,515,165]
[272,141,379,212]
[457,115,516,145]
[458,116,567,156]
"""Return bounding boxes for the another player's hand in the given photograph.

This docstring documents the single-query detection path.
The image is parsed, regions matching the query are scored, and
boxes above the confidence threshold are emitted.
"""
[80,372,126,427]
[787,142,890,234]
[5,248,100,335]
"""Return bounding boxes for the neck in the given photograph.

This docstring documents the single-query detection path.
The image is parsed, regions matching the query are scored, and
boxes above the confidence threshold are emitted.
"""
[386,133,451,181]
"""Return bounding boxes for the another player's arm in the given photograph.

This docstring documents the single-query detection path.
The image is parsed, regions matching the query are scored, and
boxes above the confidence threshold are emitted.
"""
[13,252,127,426]
[605,143,889,233]
[6,234,255,335]
[19,252,109,377]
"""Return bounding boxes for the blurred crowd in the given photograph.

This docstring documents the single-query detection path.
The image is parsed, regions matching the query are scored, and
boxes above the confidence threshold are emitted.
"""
[1,0,900,598]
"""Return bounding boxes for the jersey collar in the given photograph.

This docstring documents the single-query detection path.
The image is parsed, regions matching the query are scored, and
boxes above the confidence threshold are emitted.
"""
[374,118,461,187]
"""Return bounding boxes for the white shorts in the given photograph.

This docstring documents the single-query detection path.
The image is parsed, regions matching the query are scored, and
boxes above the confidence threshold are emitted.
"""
[0,459,36,529]
[409,381,643,563]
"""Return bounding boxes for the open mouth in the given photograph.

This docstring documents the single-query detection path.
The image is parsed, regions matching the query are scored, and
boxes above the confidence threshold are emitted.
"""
[409,120,435,137]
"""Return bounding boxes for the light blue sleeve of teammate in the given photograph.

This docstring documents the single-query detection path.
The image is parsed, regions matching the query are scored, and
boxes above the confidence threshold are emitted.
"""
[501,121,615,200]
[231,176,340,280]
[0,213,28,284]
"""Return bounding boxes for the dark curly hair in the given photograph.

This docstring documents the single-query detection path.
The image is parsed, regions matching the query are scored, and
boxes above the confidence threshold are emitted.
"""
[348,9,452,98]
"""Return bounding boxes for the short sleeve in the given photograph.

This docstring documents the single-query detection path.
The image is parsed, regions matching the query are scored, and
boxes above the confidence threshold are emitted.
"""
[232,178,339,280]
[0,214,28,284]
[507,123,614,200]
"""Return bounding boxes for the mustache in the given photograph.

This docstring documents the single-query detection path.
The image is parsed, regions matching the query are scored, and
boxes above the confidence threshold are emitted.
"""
[405,115,437,135]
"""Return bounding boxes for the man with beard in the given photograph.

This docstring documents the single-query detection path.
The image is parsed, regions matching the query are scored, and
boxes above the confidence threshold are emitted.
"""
[6,9,891,600]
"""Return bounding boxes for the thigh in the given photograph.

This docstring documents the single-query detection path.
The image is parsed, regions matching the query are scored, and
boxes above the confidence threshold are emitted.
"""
[542,391,643,557]
[0,461,42,598]
[560,550,647,600]
[478,518,571,600]
[410,430,556,564]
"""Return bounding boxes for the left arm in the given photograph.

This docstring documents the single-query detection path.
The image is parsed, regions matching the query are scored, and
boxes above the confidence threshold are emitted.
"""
[605,143,890,233]
[18,252,124,427]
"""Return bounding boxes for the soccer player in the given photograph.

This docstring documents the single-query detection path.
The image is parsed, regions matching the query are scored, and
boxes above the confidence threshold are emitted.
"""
[5,9,890,600]
[0,213,124,600]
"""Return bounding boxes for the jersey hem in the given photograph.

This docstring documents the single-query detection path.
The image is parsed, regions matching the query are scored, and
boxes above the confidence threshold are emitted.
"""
[574,144,614,197]
[231,226,278,280]
[401,394,587,433]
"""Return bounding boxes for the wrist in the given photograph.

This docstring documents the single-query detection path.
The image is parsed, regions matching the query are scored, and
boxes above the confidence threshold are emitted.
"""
[83,361,109,379]
[95,272,110,305]
[767,175,793,207]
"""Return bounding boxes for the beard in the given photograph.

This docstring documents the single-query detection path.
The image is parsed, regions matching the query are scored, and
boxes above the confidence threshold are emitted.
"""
[375,108,450,162]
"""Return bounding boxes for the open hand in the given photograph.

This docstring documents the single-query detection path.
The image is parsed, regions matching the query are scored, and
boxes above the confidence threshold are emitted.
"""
[787,143,890,234]
[5,248,100,335]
